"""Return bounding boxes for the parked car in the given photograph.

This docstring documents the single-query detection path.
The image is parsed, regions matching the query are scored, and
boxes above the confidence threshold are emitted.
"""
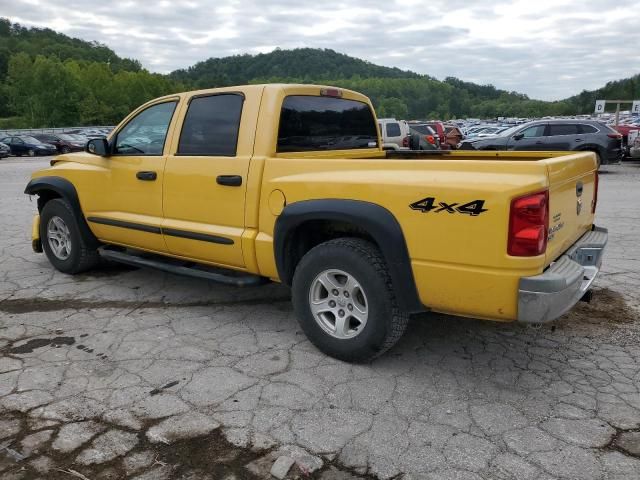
[0,136,57,157]
[424,122,451,149]
[408,123,439,150]
[378,118,410,150]
[32,133,86,154]
[0,142,10,158]
[459,120,623,166]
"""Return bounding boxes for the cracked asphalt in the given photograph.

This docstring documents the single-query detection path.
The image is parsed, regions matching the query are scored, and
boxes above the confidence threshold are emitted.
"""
[1,157,639,480]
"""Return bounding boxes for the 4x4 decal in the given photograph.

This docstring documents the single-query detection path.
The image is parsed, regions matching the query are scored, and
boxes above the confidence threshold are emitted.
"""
[410,197,488,216]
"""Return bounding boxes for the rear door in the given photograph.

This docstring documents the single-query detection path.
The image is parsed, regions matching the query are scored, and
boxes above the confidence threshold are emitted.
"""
[162,88,261,268]
[544,123,581,150]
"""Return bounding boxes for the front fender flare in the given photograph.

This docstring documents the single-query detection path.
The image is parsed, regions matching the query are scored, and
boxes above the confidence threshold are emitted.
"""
[24,176,98,247]
[274,199,424,313]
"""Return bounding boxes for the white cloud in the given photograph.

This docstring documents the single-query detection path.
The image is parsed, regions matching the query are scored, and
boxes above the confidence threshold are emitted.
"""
[3,0,639,100]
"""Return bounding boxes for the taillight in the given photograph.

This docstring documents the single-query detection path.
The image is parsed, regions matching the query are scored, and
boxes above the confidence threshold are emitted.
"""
[592,171,598,213]
[508,190,549,257]
[607,133,622,139]
[402,136,409,148]
[425,135,435,144]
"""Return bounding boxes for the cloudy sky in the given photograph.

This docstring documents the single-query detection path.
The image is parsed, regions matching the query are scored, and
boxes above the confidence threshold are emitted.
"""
[4,0,639,100]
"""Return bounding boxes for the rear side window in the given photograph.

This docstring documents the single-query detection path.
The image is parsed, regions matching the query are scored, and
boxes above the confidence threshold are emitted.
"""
[178,94,243,156]
[548,124,579,136]
[579,124,598,134]
[386,123,401,137]
[277,96,378,152]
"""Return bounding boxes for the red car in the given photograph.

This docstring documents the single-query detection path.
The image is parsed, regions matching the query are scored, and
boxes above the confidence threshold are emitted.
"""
[32,133,86,154]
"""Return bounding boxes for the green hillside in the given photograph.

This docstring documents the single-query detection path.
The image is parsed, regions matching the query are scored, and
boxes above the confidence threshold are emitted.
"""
[0,18,638,128]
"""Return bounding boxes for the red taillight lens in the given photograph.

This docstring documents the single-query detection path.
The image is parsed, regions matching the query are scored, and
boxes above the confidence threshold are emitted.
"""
[592,171,598,213]
[320,88,342,98]
[508,190,549,257]
[425,135,435,144]
[607,133,622,139]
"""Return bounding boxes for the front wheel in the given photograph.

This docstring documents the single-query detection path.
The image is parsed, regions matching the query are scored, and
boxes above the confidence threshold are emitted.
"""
[27,149,35,157]
[292,238,409,362]
[61,146,71,154]
[40,199,100,274]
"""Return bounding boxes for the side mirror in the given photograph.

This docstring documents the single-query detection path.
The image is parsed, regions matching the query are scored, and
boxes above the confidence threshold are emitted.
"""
[513,133,524,141]
[86,138,110,156]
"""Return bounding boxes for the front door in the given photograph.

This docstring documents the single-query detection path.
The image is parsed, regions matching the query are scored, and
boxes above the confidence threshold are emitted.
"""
[162,90,260,269]
[84,99,179,253]
[507,124,548,150]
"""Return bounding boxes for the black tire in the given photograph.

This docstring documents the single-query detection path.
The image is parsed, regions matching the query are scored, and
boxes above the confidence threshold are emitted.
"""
[292,238,409,362]
[40,198,100,274]
[61,146,71,154]
[27,149,35,157]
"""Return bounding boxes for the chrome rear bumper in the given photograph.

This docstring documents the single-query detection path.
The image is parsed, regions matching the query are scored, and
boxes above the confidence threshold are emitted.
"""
[518,226,607,323]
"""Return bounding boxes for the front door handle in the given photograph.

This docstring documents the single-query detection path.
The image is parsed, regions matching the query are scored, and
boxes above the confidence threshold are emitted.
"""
[216,175,242,187]
[136,171,157,181]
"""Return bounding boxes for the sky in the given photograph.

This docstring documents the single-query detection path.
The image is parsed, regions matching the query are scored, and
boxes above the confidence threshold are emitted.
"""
[3,0,639,100]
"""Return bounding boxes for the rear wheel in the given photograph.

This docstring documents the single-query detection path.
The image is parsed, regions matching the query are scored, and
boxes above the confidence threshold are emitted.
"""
[27,149,35,157]
[40,199,100,274]
[61,146,71,154]
[292,238,409,362]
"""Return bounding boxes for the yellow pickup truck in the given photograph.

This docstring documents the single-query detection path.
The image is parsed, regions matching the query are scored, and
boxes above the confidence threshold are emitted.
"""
[25,84,607,362]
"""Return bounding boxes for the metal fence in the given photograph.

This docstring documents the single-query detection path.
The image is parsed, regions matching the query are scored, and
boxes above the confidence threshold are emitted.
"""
[0,126,115,137]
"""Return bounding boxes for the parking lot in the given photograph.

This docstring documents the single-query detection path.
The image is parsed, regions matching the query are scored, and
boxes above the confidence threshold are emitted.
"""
[1,157,639,480]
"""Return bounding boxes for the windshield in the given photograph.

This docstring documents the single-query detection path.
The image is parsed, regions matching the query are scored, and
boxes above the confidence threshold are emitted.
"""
[495,125,521,137]
[21,136,43,144]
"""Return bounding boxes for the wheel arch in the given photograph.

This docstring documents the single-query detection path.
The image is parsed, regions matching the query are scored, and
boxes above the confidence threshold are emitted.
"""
[274,199,424,313]
[24,176,99,247]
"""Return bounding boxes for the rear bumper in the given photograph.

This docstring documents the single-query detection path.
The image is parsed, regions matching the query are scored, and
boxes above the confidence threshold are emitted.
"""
[517,226,607,323]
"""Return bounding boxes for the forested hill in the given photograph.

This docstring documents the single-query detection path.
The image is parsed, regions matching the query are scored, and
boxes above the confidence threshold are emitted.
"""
[564,74,640,113]
[1,18,638,128]
[0,18,141,77]
[169,48,423,86]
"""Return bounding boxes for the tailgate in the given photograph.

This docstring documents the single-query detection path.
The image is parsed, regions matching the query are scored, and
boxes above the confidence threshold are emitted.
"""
[544,152,598,267]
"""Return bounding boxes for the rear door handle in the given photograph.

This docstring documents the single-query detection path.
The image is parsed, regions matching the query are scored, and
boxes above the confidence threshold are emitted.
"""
[216,175,242,187]
[575,139,583,142]
[136,171,157,181]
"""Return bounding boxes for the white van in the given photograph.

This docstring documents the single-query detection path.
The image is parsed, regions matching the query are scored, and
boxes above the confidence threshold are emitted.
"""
[378,118,410,150]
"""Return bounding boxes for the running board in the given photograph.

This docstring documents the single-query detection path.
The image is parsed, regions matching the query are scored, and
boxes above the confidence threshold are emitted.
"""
[98,247,267,287]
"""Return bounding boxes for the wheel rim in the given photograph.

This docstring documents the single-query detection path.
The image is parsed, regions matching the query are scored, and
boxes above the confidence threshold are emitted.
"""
[47,216,72,260]
[28,149,34,157]
[309,269,368,339]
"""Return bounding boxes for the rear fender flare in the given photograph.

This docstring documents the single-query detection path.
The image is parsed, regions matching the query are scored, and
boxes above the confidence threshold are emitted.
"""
[274,199,424,313]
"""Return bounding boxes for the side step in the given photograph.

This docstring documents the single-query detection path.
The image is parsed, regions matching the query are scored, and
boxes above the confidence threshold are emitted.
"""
[98,247,267,287]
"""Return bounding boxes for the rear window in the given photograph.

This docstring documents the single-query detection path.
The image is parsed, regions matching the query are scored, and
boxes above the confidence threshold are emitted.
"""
[548,124,579,136]
[385,123,401,137]
[579,124,598,134]
[410,125,434,135]
[277,96,378,152]
[178,94,243,156]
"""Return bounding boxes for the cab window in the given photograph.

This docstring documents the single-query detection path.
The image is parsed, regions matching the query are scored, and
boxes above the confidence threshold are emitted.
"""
[177,94,243,156]
[114,101,177,155]
[277,95,378,152]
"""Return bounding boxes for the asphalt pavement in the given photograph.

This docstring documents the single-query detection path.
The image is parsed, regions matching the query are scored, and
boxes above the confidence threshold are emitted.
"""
[1,157,639,480]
